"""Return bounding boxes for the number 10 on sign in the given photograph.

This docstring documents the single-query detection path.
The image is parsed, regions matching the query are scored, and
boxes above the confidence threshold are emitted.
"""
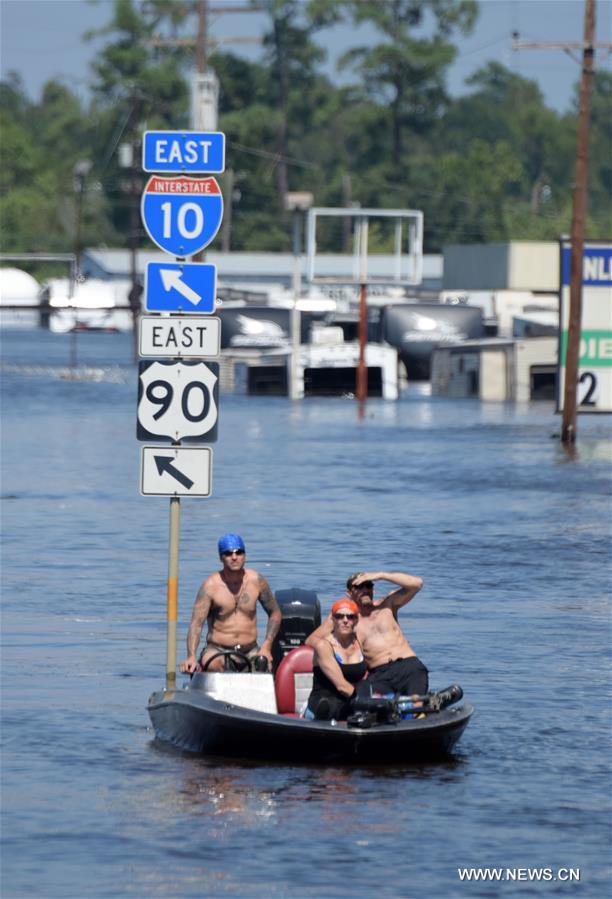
[140,176,223,257]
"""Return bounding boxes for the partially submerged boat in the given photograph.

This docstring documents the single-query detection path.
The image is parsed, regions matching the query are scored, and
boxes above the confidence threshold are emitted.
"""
[147,589,473,763]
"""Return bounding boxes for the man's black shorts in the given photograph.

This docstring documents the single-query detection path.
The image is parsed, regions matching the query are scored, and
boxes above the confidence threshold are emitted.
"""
[365,656,429,696]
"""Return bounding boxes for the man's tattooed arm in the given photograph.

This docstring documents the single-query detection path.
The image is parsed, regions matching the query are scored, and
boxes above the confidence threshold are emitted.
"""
[186,584,213,656]
[258,577,281,645]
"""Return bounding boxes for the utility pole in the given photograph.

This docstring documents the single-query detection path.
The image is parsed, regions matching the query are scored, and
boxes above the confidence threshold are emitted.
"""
[562,0,596,443]
[148,1,260,263]
[513,0,610,444]
[148,2,261,132]
[196,0,207,74]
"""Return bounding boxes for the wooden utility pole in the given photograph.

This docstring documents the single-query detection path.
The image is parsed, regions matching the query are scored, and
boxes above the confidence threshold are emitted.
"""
[196,0,208,74]
[149,1,260,262]
[148,2,261,73]
[562,0,596,443]
[513,0,610,444]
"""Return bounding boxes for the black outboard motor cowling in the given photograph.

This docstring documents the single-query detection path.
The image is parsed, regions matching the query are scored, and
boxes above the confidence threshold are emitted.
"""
[272,588,321,672]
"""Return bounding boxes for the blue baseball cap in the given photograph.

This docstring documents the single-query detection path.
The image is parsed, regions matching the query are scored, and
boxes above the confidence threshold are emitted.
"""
[218,533,246,555]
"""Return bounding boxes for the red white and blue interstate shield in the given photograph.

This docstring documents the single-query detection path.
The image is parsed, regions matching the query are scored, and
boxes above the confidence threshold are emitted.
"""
[141,176,224,257]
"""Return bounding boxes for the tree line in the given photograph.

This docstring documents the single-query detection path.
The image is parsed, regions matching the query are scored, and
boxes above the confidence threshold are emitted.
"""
[1,0,610,272]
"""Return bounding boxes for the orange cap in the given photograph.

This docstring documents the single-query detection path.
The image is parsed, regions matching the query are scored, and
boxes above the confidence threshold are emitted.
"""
[331,599,359,616]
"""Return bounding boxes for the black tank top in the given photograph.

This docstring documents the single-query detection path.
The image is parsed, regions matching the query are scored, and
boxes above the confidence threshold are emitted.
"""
[307,639,367,719]
[311,658,368,696]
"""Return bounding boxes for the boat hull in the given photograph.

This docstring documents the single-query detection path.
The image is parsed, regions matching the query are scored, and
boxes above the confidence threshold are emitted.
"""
[147,686,473,763]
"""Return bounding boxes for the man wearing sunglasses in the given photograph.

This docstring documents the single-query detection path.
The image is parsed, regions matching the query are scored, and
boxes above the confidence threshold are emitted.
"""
[307,569,428,697]
[179,533,281,674]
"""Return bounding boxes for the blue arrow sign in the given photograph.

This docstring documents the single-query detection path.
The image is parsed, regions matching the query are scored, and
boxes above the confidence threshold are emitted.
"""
[145,262,217,313]
[142,131,225,173]
[141,176,223,256]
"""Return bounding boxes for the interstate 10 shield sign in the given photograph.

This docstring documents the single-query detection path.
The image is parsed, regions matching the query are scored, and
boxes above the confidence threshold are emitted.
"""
[141,176,223,257]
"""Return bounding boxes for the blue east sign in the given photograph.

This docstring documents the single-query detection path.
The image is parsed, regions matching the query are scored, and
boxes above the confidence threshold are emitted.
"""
[141,176,224,257]
[142,131,225,174]
[145,262,217,313]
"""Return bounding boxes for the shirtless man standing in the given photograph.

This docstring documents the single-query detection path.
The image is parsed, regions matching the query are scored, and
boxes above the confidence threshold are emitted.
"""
[179,533,281,674]
[306,570,428,697]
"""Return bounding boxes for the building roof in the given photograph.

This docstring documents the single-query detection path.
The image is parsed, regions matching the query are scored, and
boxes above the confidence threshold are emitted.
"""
[82,249,442,285]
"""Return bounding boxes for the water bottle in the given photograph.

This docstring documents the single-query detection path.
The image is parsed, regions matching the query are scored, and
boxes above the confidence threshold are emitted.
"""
[397,697,414,719]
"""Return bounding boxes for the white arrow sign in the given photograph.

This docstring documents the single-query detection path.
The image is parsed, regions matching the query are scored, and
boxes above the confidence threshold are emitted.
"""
[160,268,201,305]
[141,446,213,496]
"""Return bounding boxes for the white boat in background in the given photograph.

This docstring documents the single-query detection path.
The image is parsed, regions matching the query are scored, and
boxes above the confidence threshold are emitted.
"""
[0,268,40,328]
[43,277,135,333]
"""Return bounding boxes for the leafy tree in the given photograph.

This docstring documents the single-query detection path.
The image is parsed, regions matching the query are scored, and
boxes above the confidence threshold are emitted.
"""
[2,0,609,257]
[0,76,117,264]
[85,0,189,240]
[429,62,580,245]
[337,0,477,166]
[257,0,341,205]
[580,70,612,235]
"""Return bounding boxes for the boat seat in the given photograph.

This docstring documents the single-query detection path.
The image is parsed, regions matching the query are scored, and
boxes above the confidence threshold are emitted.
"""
[275,645,314,717]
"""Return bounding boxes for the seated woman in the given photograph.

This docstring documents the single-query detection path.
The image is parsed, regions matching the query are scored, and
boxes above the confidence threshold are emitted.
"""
[305,599,366,720]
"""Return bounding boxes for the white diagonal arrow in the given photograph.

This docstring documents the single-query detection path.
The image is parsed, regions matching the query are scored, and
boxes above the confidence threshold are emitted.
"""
[160,269,201,305]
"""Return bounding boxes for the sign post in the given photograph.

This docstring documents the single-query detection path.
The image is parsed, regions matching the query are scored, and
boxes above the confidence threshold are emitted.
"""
[138,130,225,689]
[167,496,180,688]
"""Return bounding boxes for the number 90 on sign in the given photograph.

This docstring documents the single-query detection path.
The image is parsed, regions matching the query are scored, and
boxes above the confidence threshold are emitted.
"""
[137,360,219,443]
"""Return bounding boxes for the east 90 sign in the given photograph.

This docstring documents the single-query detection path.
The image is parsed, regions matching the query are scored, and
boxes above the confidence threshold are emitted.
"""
[140,176,223,257]
[137,360,219,443]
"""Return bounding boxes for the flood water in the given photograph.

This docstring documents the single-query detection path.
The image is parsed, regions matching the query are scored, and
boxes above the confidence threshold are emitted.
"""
[1,329,611,898]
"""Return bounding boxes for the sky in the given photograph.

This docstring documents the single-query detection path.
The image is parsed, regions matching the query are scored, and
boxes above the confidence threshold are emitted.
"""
[1,0,611,113]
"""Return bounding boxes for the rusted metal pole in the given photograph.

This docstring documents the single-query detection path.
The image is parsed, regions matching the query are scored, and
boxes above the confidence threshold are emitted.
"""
[356,216,368,417]
[290,208,301,401]
[562,0,596,444]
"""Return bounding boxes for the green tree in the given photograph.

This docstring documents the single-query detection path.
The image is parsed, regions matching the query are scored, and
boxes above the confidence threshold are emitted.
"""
[257,0,340,205]
[431,62,580,244]
[338,0,477,166]
[0,76,117,260]
[420,139,523,246]
[86,0,189,238]
[580,70,612,235]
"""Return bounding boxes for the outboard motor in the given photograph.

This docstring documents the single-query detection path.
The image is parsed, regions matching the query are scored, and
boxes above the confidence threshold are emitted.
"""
[272,588,321,673]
